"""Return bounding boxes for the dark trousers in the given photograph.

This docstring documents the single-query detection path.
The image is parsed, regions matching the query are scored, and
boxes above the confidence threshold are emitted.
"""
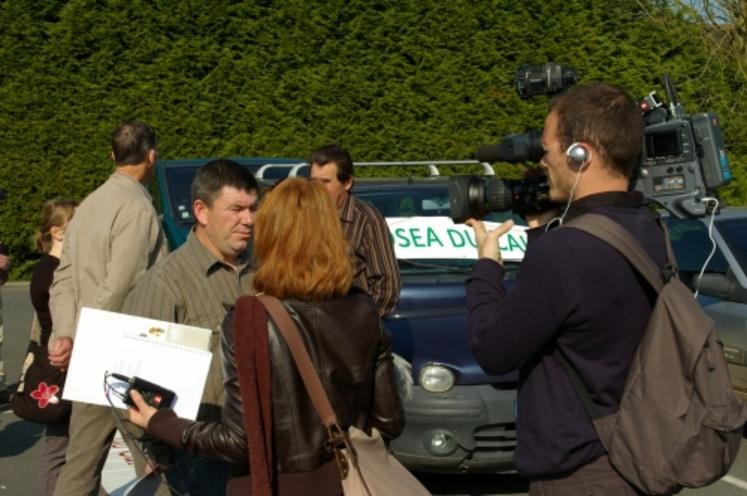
[529,455,646,496]
[164,448,230,496]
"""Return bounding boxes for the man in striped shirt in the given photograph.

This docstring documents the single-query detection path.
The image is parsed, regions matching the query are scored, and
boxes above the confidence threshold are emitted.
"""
[122,159,258,495]
[309,144,401,316]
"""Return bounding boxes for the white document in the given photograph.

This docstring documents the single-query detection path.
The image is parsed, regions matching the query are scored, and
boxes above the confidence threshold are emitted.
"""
[63,307,213,420]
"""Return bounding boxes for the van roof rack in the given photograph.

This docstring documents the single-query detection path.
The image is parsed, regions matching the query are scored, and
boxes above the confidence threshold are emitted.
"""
[254,162,306,179]
[265,160,494,179]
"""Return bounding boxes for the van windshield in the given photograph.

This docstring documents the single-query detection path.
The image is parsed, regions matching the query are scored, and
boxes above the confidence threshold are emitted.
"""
[162,162,295,226]
[665,217,729,293]
[715,218,747,274]
[164,165,201,225]
[356,187,526,275]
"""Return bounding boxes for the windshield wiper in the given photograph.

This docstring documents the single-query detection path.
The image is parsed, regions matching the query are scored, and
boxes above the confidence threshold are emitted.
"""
[398,259,473,273]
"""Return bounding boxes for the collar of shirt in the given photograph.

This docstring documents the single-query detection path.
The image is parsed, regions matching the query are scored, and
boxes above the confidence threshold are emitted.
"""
[111,171,152,199]
[338,193,356,225]
[185,228,252,276]
[563,190,644,223]
[527,191,644,240]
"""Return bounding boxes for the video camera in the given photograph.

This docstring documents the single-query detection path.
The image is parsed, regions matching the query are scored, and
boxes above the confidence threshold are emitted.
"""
[635,75,731,217]
[449,67,733,222]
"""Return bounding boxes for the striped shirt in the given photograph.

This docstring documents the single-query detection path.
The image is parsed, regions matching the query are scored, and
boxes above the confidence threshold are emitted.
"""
[121,229,253,421]
[340,194,401,316]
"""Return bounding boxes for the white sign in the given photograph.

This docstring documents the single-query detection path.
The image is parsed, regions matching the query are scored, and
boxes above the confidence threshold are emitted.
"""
[386,217,528,262]
[63,307,213,420]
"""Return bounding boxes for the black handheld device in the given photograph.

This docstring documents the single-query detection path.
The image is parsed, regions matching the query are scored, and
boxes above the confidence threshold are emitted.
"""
[111,373,176,409]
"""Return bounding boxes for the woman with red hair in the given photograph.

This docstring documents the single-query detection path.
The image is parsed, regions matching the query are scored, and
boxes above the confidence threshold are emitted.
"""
[129,178,404,495]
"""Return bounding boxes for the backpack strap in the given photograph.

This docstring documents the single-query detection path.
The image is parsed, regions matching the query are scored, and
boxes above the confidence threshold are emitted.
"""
[563,213,668,292]
[657,219,679,281]
[557,354,603,420]
[556,213,671,423]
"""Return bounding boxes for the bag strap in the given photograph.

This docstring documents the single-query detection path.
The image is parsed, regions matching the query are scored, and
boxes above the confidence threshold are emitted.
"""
[659,219,677,271]
[557,354,603,420]
[557,213,672,423]
[563,213,670,292]
[257,295,373,493]
[233,296,274,496]
[256,295,339,428]
[30,311,43,346]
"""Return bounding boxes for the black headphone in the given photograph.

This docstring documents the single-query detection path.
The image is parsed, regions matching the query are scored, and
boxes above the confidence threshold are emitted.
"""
[566,142,591,170]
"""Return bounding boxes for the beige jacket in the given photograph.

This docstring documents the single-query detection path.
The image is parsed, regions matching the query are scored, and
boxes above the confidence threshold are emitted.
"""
[49,171,166,346]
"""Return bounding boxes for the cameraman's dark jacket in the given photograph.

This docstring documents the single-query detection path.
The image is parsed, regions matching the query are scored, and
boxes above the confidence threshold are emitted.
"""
[466,191,668,479]
[147,290,404,477]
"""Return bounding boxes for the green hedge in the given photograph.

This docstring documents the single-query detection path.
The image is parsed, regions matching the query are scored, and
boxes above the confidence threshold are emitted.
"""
[1,0,746,278]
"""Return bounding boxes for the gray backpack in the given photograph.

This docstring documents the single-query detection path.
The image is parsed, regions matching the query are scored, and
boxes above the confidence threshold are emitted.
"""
[561,213,747,495]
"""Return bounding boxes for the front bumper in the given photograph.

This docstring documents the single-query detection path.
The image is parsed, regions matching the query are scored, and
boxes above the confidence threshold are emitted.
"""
[390,384,517,473]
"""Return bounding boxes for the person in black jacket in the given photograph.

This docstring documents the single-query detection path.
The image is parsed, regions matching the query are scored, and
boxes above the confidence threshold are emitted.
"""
[128,178,404,496]
[30,198,78,496]
[466,83,660,495]
[0,220,9,403]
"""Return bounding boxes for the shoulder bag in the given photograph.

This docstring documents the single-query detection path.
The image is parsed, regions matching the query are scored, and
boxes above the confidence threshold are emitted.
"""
[10,312,71,424]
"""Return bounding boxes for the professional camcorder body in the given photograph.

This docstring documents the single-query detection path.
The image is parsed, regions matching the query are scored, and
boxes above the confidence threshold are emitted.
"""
[450,69,733,222]
[635,76,731,217]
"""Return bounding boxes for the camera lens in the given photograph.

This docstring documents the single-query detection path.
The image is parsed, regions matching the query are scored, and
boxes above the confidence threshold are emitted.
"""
[485,179,512,212]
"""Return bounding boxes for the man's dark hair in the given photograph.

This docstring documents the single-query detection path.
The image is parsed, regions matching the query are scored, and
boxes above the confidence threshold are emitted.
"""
[111,119,157,166]
[549,83,644,178]
[191,159,259,207]
[309,144,354,183]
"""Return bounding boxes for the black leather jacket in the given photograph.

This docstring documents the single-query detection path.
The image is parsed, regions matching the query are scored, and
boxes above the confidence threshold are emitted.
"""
[148,291,404,474]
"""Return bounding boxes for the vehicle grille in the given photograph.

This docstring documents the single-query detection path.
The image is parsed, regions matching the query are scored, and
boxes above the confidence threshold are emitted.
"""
[473,423,517,452]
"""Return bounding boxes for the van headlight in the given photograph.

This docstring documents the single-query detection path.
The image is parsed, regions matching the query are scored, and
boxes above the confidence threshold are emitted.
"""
[419,364,455,393]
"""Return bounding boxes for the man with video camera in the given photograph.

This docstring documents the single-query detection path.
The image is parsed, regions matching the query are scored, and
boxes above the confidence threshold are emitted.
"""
[466,83,664,494]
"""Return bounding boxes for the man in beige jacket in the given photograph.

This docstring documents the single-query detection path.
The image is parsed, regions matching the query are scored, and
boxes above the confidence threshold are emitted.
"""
[49,119,167,496]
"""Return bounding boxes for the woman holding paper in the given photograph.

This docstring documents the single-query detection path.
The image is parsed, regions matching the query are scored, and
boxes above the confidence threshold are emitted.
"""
[128,178,404,495]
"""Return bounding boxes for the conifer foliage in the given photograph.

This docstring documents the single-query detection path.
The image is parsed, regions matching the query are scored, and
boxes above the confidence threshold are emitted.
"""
[1,0,745,276]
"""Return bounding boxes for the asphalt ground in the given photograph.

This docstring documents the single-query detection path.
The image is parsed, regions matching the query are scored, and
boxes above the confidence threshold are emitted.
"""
[1,282,746,495]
